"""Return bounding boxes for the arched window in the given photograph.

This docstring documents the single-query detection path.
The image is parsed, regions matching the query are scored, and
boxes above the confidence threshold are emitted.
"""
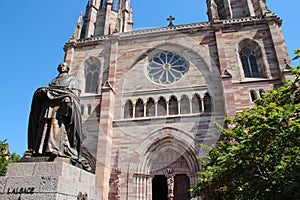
[169,96,178,115]
[135,99,144,118]
[146,98,155,117]
[124,100,133,118]
[87,104,92,115]
[157,97,167,116]
[240,48,259,78]
[180,95,190,114]
[259,89,266,98]
[239,39,265,79]
[250,90,258,102]
[192,94,202,113]
[85,65,99,93]
[204,93,212,113]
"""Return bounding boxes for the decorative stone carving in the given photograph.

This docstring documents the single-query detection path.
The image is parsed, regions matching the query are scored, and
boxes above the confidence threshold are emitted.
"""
[166,168,174,200]
[151,150,190,175]
[114,168,122,200]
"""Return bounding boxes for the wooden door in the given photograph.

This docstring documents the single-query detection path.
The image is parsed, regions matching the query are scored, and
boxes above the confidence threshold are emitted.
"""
[174,174,190,200]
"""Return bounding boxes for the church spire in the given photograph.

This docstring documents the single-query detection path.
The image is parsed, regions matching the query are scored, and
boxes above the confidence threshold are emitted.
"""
[78,0,133,38]
[206,0,273,21]
[72,12,83,39]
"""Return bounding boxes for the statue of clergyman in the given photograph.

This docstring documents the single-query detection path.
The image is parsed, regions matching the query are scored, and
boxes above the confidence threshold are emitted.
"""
[26,62,83,164]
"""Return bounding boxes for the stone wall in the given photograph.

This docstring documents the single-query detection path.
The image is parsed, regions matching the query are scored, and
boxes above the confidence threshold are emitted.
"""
[63,13,290,199]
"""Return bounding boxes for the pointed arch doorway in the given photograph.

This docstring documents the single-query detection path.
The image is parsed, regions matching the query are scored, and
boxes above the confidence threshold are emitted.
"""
[130,130,200,200]
[151,149,193,200]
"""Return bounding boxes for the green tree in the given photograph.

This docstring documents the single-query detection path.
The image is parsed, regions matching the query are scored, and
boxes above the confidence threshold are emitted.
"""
[0,140,9,176]
[192,51,300,199]
[0,140,21,176]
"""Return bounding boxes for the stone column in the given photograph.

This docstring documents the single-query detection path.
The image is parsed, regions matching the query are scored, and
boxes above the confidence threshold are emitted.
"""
[134,174,151,200]
[201,98,205,113]
[133,103,136,118]
[144,104,147,117]
[114,169,122,200]
[147,176,153,200]
[155,102,158,117]
[166,101,169,115]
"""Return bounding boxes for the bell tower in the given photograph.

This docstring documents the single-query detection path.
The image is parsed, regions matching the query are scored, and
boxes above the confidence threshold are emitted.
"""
[72,0,133,39]
[206,0,271,21]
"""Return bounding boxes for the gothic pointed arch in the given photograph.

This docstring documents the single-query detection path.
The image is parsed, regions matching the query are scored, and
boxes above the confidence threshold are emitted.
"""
[169,96,179,115]
[238,39,266,79]
[180,95,190,114]
[192,93,202,113]
[124,100,133,118]
[250,90,258,102]
[146,97,155,117]
[157,97,167,116]
[259,89,266,98]
[204,93,212,112]
[135,98,144,118]
[83,56,101,94]
[131,127,199,175]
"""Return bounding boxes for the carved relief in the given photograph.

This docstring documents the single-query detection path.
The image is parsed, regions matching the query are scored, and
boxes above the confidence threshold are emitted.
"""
[167,168,174,200]
[151,150,190,175]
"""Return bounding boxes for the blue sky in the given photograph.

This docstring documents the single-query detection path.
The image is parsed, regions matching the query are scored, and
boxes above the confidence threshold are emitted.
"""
[0,1,299,155]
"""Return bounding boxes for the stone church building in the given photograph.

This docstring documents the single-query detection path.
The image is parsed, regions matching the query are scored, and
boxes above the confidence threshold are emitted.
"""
[62,0,291,199]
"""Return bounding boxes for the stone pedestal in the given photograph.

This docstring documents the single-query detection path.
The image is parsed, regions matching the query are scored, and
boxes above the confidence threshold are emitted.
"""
[0,161,102,200]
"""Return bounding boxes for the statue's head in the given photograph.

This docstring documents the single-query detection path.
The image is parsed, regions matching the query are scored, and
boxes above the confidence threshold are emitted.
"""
[57,62,70,74]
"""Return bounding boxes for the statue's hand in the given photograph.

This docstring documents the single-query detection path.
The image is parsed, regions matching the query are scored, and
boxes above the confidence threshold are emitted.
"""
[57,97,72,116]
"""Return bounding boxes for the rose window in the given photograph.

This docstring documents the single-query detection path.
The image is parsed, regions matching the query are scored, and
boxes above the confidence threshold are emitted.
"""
[147,51,188,85]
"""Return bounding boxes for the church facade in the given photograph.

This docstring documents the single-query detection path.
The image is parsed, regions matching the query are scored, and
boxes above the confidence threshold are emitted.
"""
[63,0,291,199]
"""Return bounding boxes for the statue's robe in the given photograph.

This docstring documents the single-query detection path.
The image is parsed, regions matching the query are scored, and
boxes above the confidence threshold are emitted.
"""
[28,73,82,161]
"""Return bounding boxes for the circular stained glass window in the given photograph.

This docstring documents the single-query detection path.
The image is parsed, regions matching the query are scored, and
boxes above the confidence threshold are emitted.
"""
[147,51,188,85]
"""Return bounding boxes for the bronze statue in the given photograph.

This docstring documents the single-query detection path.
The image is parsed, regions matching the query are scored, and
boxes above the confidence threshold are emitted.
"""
[27,62,82,163]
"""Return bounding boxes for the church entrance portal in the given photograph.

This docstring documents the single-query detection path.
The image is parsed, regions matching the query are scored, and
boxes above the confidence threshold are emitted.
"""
[152,174,190,200]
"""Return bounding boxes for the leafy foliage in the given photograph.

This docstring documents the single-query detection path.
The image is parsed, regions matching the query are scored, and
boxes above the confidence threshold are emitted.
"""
[192,51,300,200]
[0,140,9,176]
[0,140,21,176]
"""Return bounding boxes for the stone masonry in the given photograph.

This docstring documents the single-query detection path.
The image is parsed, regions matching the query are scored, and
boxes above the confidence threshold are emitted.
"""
[61,0,291,199]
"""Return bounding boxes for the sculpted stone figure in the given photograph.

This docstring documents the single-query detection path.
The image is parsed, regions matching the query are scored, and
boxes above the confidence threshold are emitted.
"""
[27,62,82,162]
[167,175,174,199]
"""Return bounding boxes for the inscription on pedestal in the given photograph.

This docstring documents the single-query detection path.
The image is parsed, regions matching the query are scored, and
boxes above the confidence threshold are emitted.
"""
[6,187,35,194]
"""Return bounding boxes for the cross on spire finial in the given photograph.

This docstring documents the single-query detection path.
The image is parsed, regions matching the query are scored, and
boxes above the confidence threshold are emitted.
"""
[167,15,175,27]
